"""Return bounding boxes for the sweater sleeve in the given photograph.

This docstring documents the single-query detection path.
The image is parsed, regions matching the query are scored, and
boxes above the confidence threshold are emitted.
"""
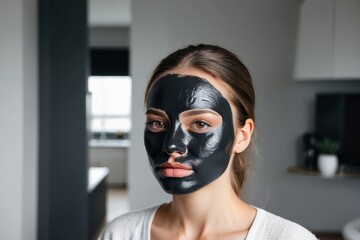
[273,218,318,240]
[247,208,318,240]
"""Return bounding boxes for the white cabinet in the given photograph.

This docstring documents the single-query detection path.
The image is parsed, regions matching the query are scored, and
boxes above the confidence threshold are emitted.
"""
[294,0,333,79]
[333,0,360,78]
[294,0,360,80]
[89,146,128,186]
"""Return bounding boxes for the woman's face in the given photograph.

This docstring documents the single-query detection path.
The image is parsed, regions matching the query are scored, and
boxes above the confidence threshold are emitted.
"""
[144,69,235,195]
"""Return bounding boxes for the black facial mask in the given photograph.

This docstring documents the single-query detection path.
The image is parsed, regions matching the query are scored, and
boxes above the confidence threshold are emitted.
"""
[144,74,234,194]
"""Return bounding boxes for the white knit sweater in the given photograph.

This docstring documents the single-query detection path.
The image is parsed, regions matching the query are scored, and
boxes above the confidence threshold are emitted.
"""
[99,205,318,240]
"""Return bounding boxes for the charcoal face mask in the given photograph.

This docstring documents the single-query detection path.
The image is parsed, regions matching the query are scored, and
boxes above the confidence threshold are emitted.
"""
[144,74,235,194]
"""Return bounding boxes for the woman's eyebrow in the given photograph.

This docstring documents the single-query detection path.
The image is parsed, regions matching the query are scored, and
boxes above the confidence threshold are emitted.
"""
[180,109,220,118]
[145,108,167,117]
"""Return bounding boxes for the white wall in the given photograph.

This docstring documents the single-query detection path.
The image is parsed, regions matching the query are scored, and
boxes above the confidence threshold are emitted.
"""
[129,0,171,209]
[89,27,129,47]
[88,0,131,27]
[129,0,360,231]
[0,0,38,239]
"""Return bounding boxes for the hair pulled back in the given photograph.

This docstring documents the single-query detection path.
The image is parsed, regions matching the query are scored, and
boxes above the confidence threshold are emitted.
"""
[145,44,255,195]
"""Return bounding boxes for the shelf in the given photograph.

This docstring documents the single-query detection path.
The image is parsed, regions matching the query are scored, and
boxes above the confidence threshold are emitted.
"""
[89,139,130,148]
[287,167,360,179]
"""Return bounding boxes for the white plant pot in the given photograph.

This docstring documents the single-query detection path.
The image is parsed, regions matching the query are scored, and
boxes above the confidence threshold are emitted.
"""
[318,154,338,177]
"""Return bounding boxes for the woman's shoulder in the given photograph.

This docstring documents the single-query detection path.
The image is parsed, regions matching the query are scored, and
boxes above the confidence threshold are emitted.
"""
[247,207,318,240]
[98,204,160,240]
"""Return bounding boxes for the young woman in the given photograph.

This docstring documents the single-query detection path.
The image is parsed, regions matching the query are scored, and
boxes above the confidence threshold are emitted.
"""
[99,44,317,240]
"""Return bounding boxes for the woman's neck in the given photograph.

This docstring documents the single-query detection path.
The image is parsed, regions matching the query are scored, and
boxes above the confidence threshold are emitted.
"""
[154,174,256,239]
[171,178,238,225]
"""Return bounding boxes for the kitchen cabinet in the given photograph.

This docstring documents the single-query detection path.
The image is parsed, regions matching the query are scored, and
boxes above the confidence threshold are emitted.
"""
[333,0,360,78]
[294,0,360,80]
[89,145,128,186]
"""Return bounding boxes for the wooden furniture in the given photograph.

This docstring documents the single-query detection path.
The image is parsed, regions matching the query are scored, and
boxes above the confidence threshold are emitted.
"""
[313,232,344,240]
[288,166,360,179]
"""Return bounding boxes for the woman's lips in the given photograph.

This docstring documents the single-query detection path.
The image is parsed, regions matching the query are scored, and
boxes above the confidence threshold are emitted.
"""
[159,162,194,178]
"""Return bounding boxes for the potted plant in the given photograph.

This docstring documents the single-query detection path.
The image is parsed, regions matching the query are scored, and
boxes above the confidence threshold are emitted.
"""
[315,137,340,177]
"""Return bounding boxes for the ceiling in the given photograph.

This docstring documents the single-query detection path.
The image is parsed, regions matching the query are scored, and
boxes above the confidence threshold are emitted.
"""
[88,0,131,27]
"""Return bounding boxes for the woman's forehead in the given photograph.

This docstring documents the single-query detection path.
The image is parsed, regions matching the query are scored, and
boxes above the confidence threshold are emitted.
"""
[147,74,225,110]
[146,74,234,124]
[166,67,229,98]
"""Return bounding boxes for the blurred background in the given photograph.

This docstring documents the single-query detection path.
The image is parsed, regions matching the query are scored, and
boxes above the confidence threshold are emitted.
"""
[1,0,360,239]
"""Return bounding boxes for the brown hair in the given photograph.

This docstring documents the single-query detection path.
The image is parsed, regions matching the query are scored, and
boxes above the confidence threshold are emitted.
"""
[144,44,255,195]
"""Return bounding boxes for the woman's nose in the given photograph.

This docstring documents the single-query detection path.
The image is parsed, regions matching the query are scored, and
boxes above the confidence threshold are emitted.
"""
[162,122,188,156]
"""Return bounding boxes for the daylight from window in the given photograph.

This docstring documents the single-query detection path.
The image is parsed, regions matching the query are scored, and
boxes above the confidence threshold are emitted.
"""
[88,76,131,139]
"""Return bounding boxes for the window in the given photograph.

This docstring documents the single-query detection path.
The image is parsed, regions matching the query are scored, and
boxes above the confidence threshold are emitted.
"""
[88,76,131,140]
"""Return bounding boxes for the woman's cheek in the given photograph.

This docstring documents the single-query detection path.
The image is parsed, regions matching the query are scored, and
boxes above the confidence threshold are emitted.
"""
[144,131,166,161]
[182,133,207,160]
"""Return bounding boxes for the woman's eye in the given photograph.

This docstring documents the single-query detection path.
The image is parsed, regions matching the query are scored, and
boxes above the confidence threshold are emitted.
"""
[146,120,167,132]
[191,121,210,130]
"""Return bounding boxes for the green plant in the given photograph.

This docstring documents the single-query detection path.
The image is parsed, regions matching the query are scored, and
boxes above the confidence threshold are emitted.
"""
[315,137,340,154]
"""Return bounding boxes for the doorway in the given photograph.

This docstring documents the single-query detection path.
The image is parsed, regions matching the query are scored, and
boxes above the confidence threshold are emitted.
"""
[87,0,131,228]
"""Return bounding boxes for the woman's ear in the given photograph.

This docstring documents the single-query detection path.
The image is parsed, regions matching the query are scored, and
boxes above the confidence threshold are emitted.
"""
[233,119,254,153]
